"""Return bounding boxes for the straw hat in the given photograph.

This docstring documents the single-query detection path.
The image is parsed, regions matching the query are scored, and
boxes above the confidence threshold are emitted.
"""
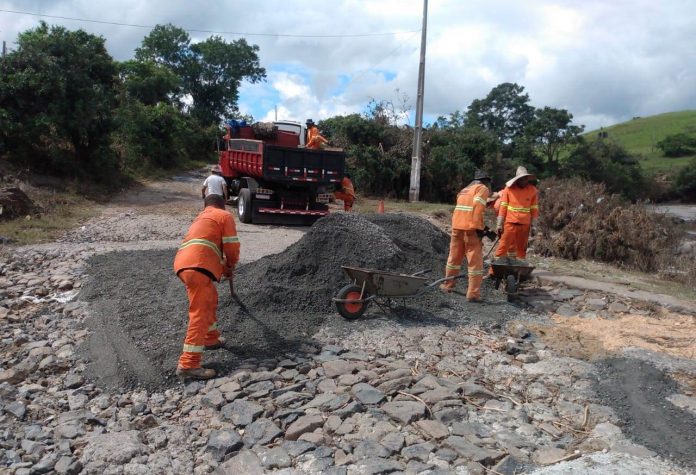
[506,166,536,187]
[211,165,222,174]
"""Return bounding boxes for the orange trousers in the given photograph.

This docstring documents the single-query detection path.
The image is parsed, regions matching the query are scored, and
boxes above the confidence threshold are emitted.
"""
[495,222,531,259]
[178,269,221,369]
[334,191,354,211]
[442,229,484,299]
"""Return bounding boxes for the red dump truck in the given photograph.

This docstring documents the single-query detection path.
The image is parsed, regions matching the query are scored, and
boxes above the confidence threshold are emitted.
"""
[218,120,346,225]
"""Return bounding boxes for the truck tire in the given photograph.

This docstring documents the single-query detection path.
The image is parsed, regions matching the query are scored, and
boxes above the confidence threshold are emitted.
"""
[238,188,253,223]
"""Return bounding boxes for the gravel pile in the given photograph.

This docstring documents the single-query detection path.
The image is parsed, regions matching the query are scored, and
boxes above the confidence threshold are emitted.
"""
[234,213,450,316]
[78,213,452,390]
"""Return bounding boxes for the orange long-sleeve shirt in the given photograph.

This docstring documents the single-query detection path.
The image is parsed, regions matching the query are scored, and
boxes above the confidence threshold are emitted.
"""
[498,185,539,225]
[307,126,328,149]
[173,207,240,281]
[452,182,490,231]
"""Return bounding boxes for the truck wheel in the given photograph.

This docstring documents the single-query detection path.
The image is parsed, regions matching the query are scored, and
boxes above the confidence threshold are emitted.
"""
[335,284,369,320]
[238,188,253,223]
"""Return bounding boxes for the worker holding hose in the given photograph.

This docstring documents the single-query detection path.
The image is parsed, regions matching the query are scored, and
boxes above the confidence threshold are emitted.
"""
[173,194,240,380]
[441,169,492,302]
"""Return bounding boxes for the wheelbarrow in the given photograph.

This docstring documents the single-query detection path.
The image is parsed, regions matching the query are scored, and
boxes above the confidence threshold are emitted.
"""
[488,258,535,302]
[332,266,464,320]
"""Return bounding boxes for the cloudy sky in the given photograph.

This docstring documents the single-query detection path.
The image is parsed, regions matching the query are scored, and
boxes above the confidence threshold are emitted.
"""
[1,0,695,131]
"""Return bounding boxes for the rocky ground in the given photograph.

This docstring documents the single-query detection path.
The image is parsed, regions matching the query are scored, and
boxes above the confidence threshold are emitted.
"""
[1,172,695,474]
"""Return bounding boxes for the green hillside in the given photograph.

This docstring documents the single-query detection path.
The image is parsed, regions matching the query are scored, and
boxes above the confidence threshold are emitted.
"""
[585,110,696,175]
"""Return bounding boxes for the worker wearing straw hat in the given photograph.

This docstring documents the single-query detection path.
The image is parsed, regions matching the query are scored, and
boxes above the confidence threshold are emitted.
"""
[493,166,539,262]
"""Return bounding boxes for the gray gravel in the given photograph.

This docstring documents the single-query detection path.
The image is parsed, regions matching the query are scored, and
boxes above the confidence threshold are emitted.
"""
[595,357,696,469]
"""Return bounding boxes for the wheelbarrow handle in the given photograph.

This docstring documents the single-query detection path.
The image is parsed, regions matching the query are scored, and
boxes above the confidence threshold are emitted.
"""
[411,269,432,277]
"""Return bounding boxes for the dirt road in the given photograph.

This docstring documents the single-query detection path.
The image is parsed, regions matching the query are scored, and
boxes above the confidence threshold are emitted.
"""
[1,172,695,474]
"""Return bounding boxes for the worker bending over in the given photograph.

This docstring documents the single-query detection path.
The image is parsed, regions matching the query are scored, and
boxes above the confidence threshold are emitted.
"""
[494,166,539,262]
[306,119,328,150]
[334,173,355,211]
[173,194,240,380]
[202,165,228,201]
[441,170,492,302]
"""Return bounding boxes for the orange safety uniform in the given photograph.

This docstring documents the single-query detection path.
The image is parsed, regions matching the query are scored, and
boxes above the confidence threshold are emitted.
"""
[334,177,355,211]
[442,182,490,299]
[173,206,240,370]
[495,185,539,260]
[307,126,328,149]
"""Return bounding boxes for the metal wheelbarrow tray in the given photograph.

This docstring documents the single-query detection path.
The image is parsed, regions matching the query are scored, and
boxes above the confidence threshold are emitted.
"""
[488,258,535,302]
[332,266,462,320]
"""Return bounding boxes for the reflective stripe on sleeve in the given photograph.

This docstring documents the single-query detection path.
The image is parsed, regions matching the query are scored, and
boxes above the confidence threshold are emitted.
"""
[222,236,239,244]
[183,344,205,353]
[454,205,474,212]
[179,239,222,259]
[500,202,509,208]
[473,196,487,205]
[530,204,539,210]
[507,206,531,212]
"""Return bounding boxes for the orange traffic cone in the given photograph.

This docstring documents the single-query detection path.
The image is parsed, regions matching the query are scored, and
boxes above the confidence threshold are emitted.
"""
[377,200,385,213]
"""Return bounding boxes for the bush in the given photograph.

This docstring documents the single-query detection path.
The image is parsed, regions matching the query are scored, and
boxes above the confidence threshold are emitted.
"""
[422,144,477,202]
[535,178,692,279]
[673,158,696,201]
[113,102,216,173]
[656,133,696,157]
[560,139,646,201]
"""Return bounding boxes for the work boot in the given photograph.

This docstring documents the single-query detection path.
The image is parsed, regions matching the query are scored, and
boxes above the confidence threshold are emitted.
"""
[205,336,226,351]
[439,284,453,293]
[467,297,484,303]
[176,367,217,380]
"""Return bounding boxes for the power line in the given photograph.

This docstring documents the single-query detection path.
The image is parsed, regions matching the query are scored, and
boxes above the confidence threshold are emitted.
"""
[0,8,420,38]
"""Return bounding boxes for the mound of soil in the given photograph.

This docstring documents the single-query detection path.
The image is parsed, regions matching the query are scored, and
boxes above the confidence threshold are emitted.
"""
[79,213,453,389]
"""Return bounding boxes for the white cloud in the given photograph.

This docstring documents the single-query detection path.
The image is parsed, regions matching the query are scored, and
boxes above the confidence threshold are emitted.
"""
[1,0,695,130]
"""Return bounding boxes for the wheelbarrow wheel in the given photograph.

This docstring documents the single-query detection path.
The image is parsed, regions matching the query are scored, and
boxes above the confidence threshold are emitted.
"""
[335,284,369,320]
[505,274,518,302]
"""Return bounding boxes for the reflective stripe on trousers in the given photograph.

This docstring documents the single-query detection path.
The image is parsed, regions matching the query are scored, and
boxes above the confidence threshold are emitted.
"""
[443,229,484,300]
[178,269,222,369]
[494,222,531,260]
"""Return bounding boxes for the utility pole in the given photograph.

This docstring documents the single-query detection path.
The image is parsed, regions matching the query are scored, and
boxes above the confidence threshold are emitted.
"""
[409,0,428,202]
[2,41,6,59]
[275,104,278,121]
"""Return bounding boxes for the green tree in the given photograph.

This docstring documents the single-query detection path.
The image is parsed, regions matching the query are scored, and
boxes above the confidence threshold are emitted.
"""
[561,139,645,200]
[656,133,696,157]
[135,24,266,124]
[466,82,535,147]
[422,144,476,202]
[0,22,118,176]
[525,106,584,172]
[673,158,696,201]
[119,60,179,105]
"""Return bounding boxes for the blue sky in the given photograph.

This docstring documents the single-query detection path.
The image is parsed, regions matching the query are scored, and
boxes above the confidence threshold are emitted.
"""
[2,0,696,131]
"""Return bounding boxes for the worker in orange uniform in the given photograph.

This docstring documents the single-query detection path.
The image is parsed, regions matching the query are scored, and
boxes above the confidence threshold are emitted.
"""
[494,166,539,262]
[173,194,240,380]
[441,169,492,302]
[334,173,355,211]
[306,119,328,149]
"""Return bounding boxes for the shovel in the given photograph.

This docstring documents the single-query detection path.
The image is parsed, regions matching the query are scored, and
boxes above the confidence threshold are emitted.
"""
[224,275,247,312]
